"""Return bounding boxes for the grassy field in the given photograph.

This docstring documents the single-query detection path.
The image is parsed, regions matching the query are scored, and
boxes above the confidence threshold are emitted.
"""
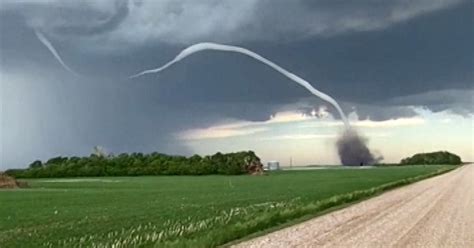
[0,165,455,247]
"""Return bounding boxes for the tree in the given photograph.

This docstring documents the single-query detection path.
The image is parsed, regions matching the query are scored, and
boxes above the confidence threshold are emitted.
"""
[15,150,264,178]
[29,160,43,169]
[400,151,461,165]
[46,156,67,165]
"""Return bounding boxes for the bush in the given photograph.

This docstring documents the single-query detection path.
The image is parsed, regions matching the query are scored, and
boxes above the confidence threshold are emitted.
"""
[400,151,461,165]
[6,151,263,178]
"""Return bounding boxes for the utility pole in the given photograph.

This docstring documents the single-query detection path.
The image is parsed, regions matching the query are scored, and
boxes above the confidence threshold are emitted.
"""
[290,156,293,168]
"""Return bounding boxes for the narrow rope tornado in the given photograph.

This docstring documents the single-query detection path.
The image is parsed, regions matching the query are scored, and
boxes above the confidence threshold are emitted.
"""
[130,42,349,128]
[35,30,79,76]
[130,42,379,165]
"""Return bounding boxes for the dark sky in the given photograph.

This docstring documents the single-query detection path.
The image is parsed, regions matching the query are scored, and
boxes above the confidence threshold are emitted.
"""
[1,0,473,169]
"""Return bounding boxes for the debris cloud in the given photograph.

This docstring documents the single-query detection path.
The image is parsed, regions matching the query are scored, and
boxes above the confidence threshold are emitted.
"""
[337,128,381,166]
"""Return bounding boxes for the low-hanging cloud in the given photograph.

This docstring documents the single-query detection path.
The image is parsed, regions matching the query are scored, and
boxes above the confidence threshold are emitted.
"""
[177,109,424,140]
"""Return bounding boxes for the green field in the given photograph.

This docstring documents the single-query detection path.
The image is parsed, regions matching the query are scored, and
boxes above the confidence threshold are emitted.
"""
[0,165,454,247]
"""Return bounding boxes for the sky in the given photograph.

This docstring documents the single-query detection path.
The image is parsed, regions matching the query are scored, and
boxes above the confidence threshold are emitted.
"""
[0,0,473,169]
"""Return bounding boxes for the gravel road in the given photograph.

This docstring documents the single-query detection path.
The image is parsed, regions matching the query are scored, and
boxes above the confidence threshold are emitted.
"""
[234,165,473,248]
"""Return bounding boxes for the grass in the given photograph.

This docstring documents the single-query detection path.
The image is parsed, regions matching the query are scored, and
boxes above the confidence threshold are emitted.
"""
[0,165,455,247]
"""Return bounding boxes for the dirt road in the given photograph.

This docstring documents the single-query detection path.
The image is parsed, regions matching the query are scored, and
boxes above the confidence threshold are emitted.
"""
[235,165,474,248]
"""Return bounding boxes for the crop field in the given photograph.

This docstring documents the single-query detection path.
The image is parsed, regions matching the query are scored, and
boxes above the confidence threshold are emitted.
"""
[0,165,454,247]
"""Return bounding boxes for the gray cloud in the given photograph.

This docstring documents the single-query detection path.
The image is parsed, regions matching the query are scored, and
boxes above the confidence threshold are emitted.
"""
[385,89,474,116]
[280,98,418,122]
[1,0,464,48]
[1,0,130,38]
[286,88,474,122]
[53,0,130,36]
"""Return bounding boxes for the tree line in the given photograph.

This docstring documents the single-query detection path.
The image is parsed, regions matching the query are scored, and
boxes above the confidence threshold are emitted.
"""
[400,151,462,165]
[5,151,263,178]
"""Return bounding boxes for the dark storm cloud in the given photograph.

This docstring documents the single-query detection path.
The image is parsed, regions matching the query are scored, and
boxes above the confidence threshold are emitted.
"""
[2,0,465,48]
[1,0,130,37]
[53,0,130,36]
[125,1,472,118]
[385,89,474,116]
[1,0,473,169]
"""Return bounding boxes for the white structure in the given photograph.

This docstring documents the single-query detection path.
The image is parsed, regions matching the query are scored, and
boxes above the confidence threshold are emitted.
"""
[266,161,280,171]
